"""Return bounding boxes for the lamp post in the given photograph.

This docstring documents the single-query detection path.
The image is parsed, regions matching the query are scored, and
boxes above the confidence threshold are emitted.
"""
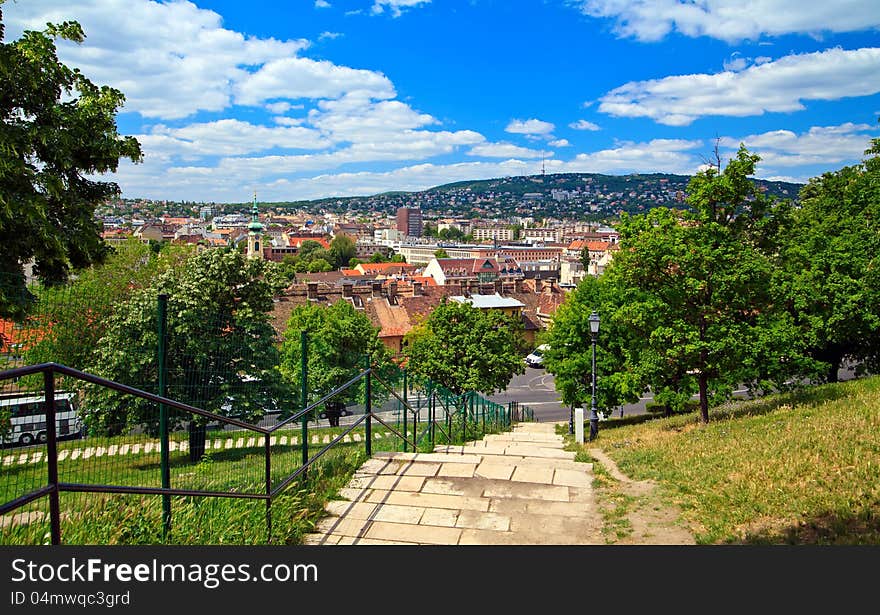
[588,311,600,441]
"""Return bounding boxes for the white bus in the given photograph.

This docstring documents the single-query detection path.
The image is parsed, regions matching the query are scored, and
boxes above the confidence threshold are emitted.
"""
[0,392,82,446]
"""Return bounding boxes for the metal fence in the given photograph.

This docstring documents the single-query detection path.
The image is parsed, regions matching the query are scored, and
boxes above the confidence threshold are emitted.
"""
[0,267,534,544]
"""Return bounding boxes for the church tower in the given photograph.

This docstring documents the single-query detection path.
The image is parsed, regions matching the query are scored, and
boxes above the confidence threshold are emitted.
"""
[246,192,264,260]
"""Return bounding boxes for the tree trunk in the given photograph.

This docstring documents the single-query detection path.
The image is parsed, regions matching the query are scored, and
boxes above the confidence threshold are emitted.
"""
[827,356,841,383]
[698,374,709,424]
[188,421,207,462]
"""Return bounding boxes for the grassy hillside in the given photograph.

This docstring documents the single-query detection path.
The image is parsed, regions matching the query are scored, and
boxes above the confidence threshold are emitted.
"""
[593,377,880,544]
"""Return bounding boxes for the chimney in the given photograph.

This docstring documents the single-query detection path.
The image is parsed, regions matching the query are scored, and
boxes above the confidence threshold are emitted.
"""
[307,282,318,300]
[371,280,383,297]
[342,282,353,298]
[514,278,523,293]
[459,280,469,297]
[412,281,423,297]
[388,280,398,298]
[494,279,503,295]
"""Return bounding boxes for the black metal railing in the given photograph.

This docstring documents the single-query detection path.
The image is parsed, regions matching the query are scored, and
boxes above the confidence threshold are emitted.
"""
[0,361,533,545]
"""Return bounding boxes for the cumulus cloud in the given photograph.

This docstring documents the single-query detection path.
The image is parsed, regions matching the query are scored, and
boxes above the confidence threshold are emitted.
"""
[548,139,571,147]
[599,47,880,125]
[315,0,331,8]
[569,120,601,131]
[3,0,395,119]
[505,118,556,136]
[468,143,549,158]
[573,1,880,42]
[721,122,877,168]
[372,0,431,18]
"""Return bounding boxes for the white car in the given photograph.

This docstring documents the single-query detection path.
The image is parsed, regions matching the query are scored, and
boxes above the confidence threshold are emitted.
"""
[525,344,549,368]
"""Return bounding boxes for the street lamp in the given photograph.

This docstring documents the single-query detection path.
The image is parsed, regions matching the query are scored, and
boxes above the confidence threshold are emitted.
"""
[589,311,600,441]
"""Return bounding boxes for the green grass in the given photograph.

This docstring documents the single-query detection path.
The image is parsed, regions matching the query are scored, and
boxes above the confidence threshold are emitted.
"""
[1,409,515,544]
[591,376,880,544]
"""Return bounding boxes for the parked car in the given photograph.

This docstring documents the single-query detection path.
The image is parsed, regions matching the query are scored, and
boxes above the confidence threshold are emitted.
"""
[525,344,549,368]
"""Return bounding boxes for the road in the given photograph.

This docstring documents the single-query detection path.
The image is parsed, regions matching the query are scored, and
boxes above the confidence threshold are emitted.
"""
[488,364,862,424]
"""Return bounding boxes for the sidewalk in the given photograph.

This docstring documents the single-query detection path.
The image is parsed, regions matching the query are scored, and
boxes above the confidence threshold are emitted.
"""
[304,422,604,545]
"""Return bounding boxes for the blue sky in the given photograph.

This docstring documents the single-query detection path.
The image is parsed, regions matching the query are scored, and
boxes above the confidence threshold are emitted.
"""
[5,1,880,202]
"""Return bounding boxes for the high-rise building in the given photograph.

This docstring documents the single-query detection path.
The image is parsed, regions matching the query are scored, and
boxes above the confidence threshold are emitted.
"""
[396,206,423,238]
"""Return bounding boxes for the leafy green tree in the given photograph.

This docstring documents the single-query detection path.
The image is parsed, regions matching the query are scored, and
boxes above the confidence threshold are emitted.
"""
[591,147,801,423]
[307,259,332,273]
[543,275,642,415]
[774,140,880,381]
[85,249,290,441]
[404,299,525,396]
[369,252,388,263]
[329,234,356,269]
[434,249,449,259]
[0,11,142,319]
[390,254,406,263]
[279,300,392,414]
[348,257,361,268]
[22,239,191,371]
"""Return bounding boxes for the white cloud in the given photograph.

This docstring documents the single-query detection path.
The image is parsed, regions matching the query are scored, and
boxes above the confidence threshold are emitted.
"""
[721,122,877,168]
[138,119,331,158]
[548,139,571,147]
[505,118,556,136]
[573,1,880,42]
[468,143,549,158]
[319,31,343,40]
[265,102,293,114]
[599,47,880,126]
[569,120,601,131]
[315,0,331,8]
[3,0,396,120]
[371,0,431,18]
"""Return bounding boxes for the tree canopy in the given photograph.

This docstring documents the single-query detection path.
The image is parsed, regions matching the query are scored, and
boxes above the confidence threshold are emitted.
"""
[279,300,392,412]
[770,140,880,381]
[404,299,525,396]
[0,10,142,319]
[85,248,289,434]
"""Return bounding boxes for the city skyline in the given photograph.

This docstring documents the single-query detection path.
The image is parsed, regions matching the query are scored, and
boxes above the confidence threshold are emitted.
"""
[5,0,880,202]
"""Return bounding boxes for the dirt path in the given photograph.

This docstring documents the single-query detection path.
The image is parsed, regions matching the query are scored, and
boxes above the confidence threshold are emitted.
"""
[588,447,695,545]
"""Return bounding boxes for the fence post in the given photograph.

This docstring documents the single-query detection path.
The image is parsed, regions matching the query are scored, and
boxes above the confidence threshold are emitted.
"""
[300,331,308,476]
[157,294,171,537]
[364,354,372,457]
[402,369,408,453]
[429,386,435,447]
[265,433,272,543]
[43,369,60,545]
[461,393,468,443]
[480,396,485,434]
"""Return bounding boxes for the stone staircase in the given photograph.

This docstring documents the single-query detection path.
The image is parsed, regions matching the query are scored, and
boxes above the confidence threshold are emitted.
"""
[303,422,603,545]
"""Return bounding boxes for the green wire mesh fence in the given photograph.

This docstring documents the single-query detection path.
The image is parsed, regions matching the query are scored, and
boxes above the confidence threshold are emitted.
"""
[0,267,534,545]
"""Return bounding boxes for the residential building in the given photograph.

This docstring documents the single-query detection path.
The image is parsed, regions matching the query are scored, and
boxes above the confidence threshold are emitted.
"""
[396,207,423,238]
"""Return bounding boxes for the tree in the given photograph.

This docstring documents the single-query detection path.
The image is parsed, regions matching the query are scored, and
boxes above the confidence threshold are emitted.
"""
[543,275,642,415]
[369,252,388,263]
[22,239,191,371]
[404,299,525,396]
[591,147,800,423]
[0,11,142,319]
[279,300,392,414]
[774,140,880,381]
[85,249,290,448]
[390,254,406,263]
[329,234,356,269]
[434,249,449,259]
[348,257,361,269]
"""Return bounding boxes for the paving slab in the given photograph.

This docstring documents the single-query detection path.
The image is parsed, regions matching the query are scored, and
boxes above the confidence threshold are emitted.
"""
[419,507,460,527]
[455,510,510,532]
[482,481,571,502]
[474,463,515,481]
[363,489,491,512]
[553,468,593,488]
[437,463,477,478]
[348,474,426,492]
[511,465,555,484]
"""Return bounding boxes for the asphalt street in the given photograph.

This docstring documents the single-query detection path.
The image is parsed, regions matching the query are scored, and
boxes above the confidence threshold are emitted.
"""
[488,364,862,424]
